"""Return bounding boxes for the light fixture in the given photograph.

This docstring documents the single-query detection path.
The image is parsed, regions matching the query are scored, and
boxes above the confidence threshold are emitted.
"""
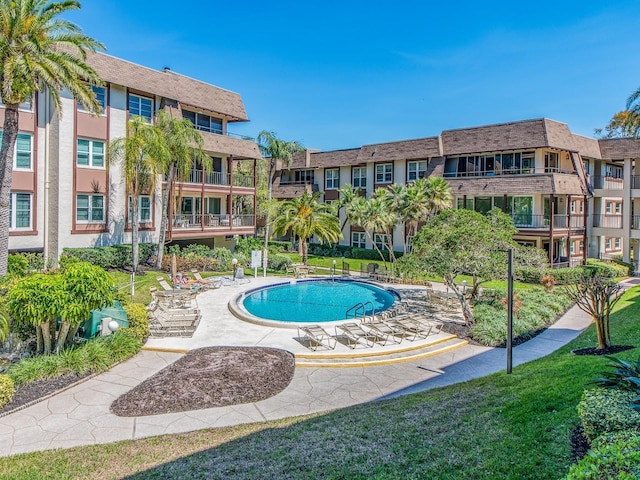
[108,320,119,333]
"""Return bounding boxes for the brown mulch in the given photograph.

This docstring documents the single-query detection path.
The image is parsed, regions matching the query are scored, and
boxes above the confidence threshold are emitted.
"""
[572,345,635,356]
[0,373,91,416]
[110,347,296,417]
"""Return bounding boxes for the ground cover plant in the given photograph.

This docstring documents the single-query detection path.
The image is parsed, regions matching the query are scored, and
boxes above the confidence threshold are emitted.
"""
[0,287,638,478]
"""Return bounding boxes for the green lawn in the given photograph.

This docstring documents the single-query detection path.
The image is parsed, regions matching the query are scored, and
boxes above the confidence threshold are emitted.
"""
[1,287,638,478]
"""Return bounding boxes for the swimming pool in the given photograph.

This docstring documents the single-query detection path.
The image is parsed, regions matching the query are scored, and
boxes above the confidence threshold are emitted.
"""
[238,279,396,324]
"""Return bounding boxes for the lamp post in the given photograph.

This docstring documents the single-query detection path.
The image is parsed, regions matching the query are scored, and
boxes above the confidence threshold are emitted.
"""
[332,259,337,279]
[461,280,467,294]
[232,258,238,280]
[506,248,514,374]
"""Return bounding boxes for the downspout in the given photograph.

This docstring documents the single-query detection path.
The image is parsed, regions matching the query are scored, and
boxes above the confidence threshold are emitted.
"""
[43,91,50,268]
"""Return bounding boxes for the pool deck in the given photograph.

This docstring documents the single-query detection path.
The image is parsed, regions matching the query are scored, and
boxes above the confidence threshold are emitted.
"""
[0,274,605,458]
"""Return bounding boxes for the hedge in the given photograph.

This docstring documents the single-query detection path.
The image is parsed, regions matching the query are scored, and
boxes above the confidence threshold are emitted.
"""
[578,388,640,441]
[564,430,640,479]
[0,374,15,409]
[307,243,403,261]
[123,303,150,342]
[62,244,157,270]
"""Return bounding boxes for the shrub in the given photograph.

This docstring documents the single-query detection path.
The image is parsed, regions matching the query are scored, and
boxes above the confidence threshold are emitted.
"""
[0,374,15,409]
[515,266,543,284]
[593,355,640,409]
[267,253,293,271]
[7,254,29,277]
[62,244,157,269]
[578,389,640,441]
[7,331,142,385]
[585,258,629,278]
[123,303,150,342]
[540,274,556,291]
[268,240,293,252]
[564,431,640,479]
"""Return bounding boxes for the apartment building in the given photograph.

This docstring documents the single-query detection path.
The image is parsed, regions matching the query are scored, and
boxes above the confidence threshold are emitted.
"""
[5,51,260,262]
[272,118,640,269]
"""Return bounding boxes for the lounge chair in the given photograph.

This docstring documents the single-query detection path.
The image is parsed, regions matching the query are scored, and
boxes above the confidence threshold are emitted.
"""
[385,316,434,340]
[190,269,222,289]
[335,322,387,348]
[157,276,175,291]
[361,319,403,344]
[394,313,442,335]
[297,325,336,351]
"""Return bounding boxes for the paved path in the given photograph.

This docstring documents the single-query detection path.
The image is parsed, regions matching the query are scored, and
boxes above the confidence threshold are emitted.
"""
[0,276,603,457]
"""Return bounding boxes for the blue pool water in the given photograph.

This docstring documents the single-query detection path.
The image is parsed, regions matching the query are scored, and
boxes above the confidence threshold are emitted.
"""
[242,280,395,322]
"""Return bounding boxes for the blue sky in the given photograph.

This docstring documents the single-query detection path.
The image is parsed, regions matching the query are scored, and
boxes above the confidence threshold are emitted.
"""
[67,1,640,151]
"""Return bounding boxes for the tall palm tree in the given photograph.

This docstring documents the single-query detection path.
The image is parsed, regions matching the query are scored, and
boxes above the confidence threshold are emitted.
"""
[154,110,210,269]
[334,183,363,233]
[256,131,304,267]
[272,191,341,265]
[109,116,169,273]
[424,176,453,218]
[351,192,398,266]
[0,0,105,275]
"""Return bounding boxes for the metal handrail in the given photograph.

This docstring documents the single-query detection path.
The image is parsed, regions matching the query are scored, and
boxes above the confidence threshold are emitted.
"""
[345,302,364,320]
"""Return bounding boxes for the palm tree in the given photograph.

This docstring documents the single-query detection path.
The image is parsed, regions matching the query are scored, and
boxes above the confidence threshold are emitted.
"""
[334,183,363,233]
[424,176,453,217]
[0,0,105,275]
[109,116,169,273]
[272,191,341,265]
[256,131,304,266]
[154,110,210,269]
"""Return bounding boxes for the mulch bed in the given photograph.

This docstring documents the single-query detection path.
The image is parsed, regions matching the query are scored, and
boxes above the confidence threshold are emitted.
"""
[572,345,635,356]
[0,373,91,416]
[110,346,296,417]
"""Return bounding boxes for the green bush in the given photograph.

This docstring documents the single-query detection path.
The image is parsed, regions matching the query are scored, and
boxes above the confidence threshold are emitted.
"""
[515,266,543,284]
[548,267,585,285]
[585,258,628,278]
[267,253,293,271]
[7,254,29,277]
[564,430,640,479]
[123,303,150,342]
[7,331,142,385]
[268,240,293,252]
[578,389,640,441]
[0,374,15,409]
[62,244,157,269]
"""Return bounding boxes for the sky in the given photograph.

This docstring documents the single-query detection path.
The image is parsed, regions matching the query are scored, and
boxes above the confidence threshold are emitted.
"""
[66,1,640,151]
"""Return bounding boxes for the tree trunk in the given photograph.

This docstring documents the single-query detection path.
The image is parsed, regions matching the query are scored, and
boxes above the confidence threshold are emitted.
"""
[132,169,140,274]
[0,105,20,276]
[263,159,276,272]
[445,276,474,325]
[41,321,52,355]
[302,238,308,265]
[595,314,609,350]
[56,320,71,354]
[67,323,81,346]
[155,163,176,269]
[36,322,44,354]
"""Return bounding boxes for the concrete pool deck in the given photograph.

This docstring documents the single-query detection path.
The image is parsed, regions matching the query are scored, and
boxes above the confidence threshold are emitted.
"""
[0,275,605,457]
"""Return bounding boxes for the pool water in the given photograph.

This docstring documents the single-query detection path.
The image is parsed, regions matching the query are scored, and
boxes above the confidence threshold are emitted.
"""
[242,280,395,323]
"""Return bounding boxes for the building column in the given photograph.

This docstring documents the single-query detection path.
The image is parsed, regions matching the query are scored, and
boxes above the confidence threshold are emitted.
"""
[623,158,632,262]
[549,194,555,265]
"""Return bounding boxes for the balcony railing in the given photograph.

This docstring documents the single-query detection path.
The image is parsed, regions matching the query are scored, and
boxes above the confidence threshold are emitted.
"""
[632,176,640,189]
[592,214,623,229]
[632,216,640,229]
[233,174,254,188]
[592,176,624,190]
[510,214,584,229]
[444,167,576,178]
[172,214,255,229]
[184,171,254,188]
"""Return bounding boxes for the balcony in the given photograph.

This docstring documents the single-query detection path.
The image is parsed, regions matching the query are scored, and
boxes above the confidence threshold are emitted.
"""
[510,214,585,230]
[172,214,255,230]
[444,167,576,178]
[592,176,624,190]
[184,171,254,188]
[592,214,623,229]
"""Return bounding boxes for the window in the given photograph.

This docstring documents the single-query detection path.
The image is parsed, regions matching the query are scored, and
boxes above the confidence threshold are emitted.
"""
[128,94,153,122]
[0,131,33,170]
[76,194,105,222]
[325,168,339,189]
[352,167,367,188]
[352,232,366,249]
[457,197,474,210]
[570,242,575,255]
[579,240,584,253]
[606,165,623,179]
[615,203,622,214]
[605,202,614,214]
[375,164,392,183]
[374,233,389,251]
[615,238,621,249]
[76,139,105,168]
[605,238,612,250]
[408,160,428,181]
[128,195,152,223]
[182,110,223,134]
[9,192,31,229]
[78,85,106,113]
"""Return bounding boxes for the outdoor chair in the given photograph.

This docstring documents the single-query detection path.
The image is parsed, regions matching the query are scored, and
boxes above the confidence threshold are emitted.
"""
[157,276,175,291]
[335,322,387,348]
[394,313,443,335]
[385,316,434,340]
[190,269,222,289]
[297,325,336,351]
[361,319,403,344]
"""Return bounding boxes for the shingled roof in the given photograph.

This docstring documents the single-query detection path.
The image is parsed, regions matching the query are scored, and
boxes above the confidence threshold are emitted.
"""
[85,51,249,122]
[357,137,441,162]
[441,118,582,155]
[598,138,640,160]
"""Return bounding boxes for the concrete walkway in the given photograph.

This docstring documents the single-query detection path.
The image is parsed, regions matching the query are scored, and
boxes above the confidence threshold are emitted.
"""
[0,276,601,457]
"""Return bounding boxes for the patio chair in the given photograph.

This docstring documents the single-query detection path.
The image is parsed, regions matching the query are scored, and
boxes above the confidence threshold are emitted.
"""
[157,276,175,291]
[394,313,443,335]
[190,269,222,289]
[297,325,336,351]
[335,322,387,348]
[385,316,433,341]
[361,319,403,344]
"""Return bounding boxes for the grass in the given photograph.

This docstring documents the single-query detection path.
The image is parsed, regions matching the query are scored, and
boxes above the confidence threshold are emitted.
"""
[1,288,639,478]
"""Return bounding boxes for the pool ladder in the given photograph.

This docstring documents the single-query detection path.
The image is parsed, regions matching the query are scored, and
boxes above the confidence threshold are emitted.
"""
[345,301,375,322]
